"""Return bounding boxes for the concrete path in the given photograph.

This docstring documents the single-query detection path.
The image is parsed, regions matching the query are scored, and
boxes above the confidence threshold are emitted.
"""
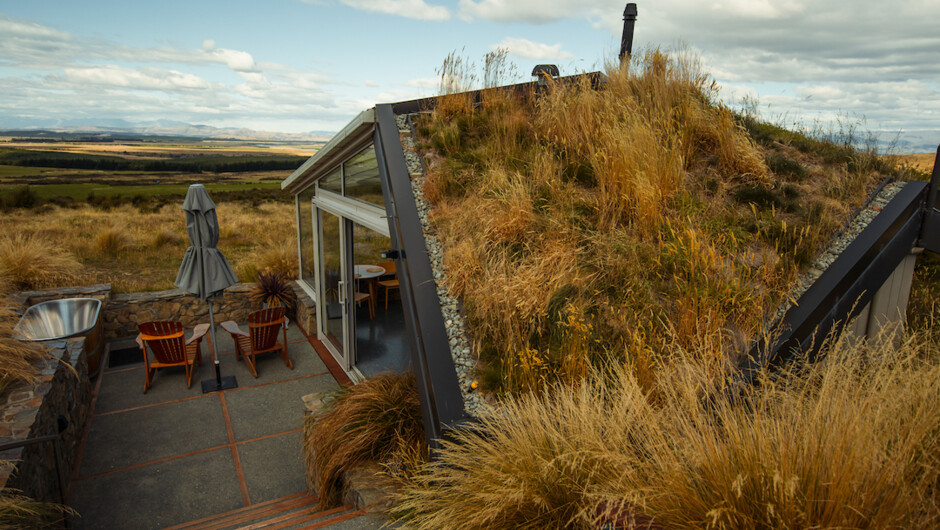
[66,320,386,529]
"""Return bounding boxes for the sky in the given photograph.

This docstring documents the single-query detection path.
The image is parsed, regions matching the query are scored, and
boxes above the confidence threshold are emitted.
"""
[1,0,938,151]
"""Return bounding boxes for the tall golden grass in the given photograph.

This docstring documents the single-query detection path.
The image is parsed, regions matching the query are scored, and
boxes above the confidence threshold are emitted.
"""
[0,234,81,291]
[393,328,940,529]
[416,49,891,393]
[0,300,46,396]
[303,372,424,509]
[0,467,76,528]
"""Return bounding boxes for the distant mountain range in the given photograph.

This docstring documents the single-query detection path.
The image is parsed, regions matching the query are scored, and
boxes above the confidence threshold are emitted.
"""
[0,119,335,142]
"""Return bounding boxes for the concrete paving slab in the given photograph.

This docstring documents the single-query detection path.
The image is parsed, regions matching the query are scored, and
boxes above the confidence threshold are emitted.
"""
[225,374,340,441]
[328,513,397,529]
[70,447,243,529]
[94,364,212,414]
[224,342,328,384]
[80,395,229,476]
[237,431,306,504]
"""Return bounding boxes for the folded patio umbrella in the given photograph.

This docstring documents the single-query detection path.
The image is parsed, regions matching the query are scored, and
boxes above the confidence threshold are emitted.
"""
[175,184,239,392]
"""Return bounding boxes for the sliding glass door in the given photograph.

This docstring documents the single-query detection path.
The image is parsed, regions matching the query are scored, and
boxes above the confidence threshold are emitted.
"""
[319,209,349,369]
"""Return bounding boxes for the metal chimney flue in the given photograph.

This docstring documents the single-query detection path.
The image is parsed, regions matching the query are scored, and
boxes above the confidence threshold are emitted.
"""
[619,3,638,64]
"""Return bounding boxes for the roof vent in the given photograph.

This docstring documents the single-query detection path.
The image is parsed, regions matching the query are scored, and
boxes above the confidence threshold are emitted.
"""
[620,3,638,64]
[531,64,559,87]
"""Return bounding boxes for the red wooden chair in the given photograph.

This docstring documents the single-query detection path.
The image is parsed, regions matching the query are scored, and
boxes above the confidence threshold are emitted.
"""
[136,321,208,393]
[220,307,292,378]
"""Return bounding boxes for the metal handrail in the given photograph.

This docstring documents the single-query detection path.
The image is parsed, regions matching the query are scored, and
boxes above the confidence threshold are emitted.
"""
[742,144,940,379]
[0,415,69,509]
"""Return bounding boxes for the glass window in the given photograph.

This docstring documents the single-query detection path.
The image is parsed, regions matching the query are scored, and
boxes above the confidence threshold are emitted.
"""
[298,187,315,289]
[320,166,342,194]
[344,146,385,208]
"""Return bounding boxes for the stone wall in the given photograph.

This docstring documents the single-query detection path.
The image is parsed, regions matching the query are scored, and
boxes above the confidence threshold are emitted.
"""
[12,281,313,340]
[292,283,317,336]
[104,283,257,338]
[0,338,91,503]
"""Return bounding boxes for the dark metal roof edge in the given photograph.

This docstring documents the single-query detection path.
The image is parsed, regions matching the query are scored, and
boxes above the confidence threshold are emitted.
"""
[374,103,467,446]
[282,109,375,193]
[741,181,928,377]
[389,71,605,115]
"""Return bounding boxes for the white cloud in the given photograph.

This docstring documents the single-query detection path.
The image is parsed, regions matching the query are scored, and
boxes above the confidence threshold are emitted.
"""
[458,0,594,23]
[494,37,575,61]
[64,66,211,90]
[339,0,450,21]
[403,77,439,90]
[209,48,258,72]
[364,79,379,87]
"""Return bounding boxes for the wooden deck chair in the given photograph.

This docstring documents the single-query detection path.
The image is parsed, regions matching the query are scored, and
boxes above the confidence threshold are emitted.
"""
[220,307,292,378]
[376,261,400,310]
[136,321,208,393]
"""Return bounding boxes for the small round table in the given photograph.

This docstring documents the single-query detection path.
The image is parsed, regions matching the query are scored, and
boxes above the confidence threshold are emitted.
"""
[353,265,386,318]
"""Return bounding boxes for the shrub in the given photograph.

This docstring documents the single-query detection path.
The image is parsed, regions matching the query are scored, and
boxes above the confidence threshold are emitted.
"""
[304,372,424,508]
[766,153,807,179]
[250,270,296,309]
[0,234,81,291]
[1,186,40,210]
[394,329,940,529]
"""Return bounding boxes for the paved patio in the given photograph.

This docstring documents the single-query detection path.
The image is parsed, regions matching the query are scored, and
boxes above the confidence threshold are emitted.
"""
[66,320,384,529]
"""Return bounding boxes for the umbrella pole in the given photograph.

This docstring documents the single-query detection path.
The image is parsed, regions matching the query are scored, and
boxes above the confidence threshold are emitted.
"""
[201,296,238,393]
[209,298,221,385]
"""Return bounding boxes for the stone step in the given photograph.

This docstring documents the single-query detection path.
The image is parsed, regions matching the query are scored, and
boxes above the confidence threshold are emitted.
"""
[166,492,369,530]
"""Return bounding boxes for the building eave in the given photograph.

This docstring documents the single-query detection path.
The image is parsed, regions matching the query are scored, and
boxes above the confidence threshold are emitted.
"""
[281,108,376,194]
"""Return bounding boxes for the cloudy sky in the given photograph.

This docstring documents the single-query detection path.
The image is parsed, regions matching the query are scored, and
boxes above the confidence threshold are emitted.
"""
[1,0,938,151]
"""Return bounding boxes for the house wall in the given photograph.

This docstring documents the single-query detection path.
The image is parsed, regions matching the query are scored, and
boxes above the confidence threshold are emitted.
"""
[847,249,921,343]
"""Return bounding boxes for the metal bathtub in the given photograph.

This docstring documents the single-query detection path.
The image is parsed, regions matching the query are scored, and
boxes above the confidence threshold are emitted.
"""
[14,298,104,377]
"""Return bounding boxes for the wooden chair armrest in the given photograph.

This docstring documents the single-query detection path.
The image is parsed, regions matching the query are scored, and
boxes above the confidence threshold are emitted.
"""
[187,323,210,345]
[220,320,249,337]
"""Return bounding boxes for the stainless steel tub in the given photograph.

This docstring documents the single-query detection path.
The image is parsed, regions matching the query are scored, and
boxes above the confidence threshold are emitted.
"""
[14,298,104,376]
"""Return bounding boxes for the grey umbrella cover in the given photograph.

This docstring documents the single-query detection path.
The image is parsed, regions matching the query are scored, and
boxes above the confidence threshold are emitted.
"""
[174,184,238,300]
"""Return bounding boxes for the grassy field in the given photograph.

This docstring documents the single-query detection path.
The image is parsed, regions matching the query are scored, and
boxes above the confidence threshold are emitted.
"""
[892,152,938,173]
[0,176,283,200]
[0,138,307,292]
[1,201,297,293]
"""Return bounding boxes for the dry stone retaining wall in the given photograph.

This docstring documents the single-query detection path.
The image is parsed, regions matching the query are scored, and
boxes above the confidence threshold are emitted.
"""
[0,338,91,503]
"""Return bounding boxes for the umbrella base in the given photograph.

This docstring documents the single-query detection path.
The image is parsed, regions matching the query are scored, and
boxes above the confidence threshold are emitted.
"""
[201,375,238,393]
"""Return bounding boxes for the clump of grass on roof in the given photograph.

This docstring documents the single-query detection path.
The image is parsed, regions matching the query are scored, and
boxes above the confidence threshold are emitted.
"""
[393,329,940,529]
[414,48,892,394]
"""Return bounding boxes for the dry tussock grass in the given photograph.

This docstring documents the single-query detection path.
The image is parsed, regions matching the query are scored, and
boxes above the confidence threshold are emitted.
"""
[416,48,888,393]
[0,466,76,528]
[0,300,46,396]
[0,234,81,291]
[393,328,940,529]
[94,226,131,257]
[303,372,424,509]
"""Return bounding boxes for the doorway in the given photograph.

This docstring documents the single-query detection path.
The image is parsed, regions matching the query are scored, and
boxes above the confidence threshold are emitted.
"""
[314,201,409,379]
